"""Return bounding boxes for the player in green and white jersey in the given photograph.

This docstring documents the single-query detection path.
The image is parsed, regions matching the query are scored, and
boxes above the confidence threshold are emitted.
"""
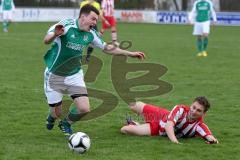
[43,4,145,136]
[0,0,2,18]
[1,0,15,32]
[188,0,217,57]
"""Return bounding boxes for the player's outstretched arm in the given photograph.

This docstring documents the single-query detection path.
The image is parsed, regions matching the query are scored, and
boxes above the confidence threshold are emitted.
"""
[43,24,64,44]
[103,44,145,60]
[205,135,219,144]
[165,121,180,144]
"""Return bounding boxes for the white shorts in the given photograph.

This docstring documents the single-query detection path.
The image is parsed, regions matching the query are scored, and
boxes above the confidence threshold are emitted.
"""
[193,21,210,35]
[44,68,87,104]
[3,10,13,20]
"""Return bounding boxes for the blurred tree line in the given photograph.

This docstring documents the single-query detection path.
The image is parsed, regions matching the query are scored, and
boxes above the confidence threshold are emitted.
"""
[14,0,240,11]
[220,0,240,11]
[14,0,78,7]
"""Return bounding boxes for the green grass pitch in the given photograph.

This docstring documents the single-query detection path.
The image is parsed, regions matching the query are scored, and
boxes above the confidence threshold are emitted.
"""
[0,22,240,160]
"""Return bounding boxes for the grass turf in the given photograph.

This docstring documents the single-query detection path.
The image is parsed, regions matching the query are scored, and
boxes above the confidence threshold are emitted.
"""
[0,22,239,160]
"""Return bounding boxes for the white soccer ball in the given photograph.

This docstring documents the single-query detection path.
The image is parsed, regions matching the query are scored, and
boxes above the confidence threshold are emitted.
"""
[68,132,91,154]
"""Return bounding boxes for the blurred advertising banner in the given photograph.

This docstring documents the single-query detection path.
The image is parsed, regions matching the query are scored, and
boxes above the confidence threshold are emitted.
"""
[115,10,156,23]
[11,8,79,22]
[156,11,240,26]
[7,8,240,26]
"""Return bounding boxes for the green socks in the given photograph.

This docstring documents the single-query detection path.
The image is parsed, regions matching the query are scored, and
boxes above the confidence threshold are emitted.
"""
[203,37,208,51]
[197,38,203,52]
[3,21,8,30]
[197,37,208,52]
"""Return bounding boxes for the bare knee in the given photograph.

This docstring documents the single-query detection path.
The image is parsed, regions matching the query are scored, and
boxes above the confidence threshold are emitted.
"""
[74,97,90,113]
[120,126,128,134]
[78,107,90,113]
[203,34,209,37]
[121,125,134,134]
[129,101,145,114]
[55,108,62,117]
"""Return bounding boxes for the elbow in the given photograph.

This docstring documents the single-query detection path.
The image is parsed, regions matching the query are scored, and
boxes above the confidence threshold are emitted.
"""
[43,39,50,45]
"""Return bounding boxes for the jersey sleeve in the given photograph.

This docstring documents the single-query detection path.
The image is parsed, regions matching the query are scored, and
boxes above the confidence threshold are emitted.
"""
[47,19,74,35]
[12,0,15,10]
[90,29,106,50]
[196,122,212,139]
[101,0,105,9]
[188,1,197,23]
[0,1,2,13]
[167,105,185,125]
[47,24,57,35]
[209,1,217,22]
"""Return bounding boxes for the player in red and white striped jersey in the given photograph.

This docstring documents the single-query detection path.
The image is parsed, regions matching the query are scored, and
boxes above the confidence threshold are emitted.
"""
[100,0,119,45]
[121,96,219,144]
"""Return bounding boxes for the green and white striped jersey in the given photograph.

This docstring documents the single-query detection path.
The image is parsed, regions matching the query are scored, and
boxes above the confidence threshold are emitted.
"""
[189,0,217,23]
[44,19,106,76]
[1,0,15,11]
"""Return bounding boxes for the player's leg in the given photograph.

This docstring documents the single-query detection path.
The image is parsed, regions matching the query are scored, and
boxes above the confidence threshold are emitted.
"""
[193,22,204,56]
[129,101,146,115]
[196,35,203,56]
[121,123,151,136]
[65,95,90,124]
[202,21,210,56]
[100,17,108,36]
[7,11,13,28]
[122,103,163,136]
[44,69,63,130]
[46,101,62,130]
[59,95,90,136]
[202,34,208,57]
[58,70,88,136]
[110,17,118,46]
[2,11,8,32]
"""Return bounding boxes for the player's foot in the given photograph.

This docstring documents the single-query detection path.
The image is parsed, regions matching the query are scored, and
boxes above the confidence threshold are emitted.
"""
[58,119,73,136]
[197,52,203,57]
[202,51,208,57]
[46,115,55,130]
[3,28,8,32]
[126,116,139,125]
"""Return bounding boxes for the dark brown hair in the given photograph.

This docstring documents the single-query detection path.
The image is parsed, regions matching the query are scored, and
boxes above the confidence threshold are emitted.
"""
[194,96,210,112]
[79,4,100,17]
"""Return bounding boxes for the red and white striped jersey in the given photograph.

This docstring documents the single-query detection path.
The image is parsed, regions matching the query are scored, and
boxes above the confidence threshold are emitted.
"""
[101,0,114,17]
[159,105,212,139]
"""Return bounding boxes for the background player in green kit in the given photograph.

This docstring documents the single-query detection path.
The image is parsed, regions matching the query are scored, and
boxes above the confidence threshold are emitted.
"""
[188,0,217,57]
[1,0,15,32]
[43,5,145,136]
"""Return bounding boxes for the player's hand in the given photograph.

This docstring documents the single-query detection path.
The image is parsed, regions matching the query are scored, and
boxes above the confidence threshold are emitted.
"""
[212,21,217,26]
[54,24,64,36]
[129,52,145,60]
[188,20,194,25]
[205,135,219,144]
